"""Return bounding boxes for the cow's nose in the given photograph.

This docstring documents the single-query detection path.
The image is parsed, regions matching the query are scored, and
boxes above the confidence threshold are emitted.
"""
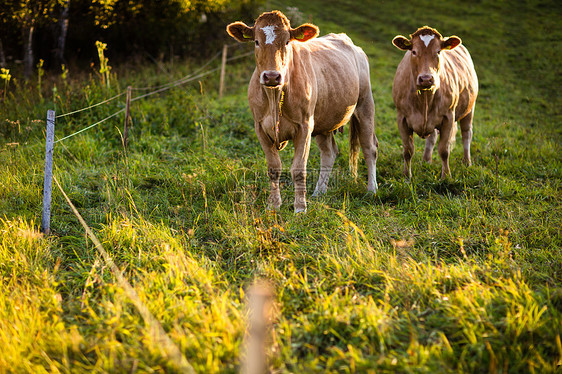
[417,74,434,88]
[262,71,282,86]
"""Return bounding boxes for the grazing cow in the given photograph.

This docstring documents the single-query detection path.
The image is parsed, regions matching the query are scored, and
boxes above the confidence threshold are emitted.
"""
[392,26,478,178]
[227,11,378,213]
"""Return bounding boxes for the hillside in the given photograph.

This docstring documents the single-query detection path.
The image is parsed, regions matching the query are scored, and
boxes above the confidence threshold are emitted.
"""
[1,0,561,372]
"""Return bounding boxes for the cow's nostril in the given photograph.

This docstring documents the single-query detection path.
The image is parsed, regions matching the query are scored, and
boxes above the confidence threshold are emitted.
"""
[266,72,280,80]
[417,74,434,87]
[262,71,282,86]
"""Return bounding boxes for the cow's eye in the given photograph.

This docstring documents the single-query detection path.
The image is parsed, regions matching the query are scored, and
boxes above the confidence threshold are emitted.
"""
[286,40,289,46]
[437,50,441,55]
[412,50,417,56]
[255,40,259,46]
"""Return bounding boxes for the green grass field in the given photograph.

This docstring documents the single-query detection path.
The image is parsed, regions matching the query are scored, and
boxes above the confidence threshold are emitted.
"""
[1,0,561,372]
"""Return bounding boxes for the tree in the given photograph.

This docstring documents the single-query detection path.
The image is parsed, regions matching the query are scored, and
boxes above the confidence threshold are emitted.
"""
[1,0,64,79]
[0,0,262,77]
[53,0,70,69]
[0,38,6,68]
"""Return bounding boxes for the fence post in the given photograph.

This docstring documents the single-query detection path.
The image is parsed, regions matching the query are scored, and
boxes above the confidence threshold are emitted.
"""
[41,110,55,234]
[242,282,274,374]
[219,44,228,98]
[123,85,132,148]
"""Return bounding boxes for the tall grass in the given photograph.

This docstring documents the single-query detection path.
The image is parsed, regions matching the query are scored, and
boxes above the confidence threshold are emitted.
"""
[1,0,561,372]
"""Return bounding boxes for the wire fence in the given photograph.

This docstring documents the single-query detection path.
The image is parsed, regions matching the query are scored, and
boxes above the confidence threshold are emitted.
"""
[51,44,252,145]
[33,43,268,371]
[54,109,126,144]
[130,50,223,91]
[37,42,255,238]
[55,92,126,119]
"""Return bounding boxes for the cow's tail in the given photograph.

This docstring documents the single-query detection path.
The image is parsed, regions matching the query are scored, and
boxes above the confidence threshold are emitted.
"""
[349,115,360,180]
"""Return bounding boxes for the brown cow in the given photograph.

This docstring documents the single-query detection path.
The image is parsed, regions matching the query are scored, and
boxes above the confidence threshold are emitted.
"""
[392,26,478,179]
[227,11,378,213]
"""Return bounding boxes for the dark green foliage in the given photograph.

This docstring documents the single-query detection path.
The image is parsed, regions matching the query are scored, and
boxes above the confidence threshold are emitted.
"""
[0,0,262,71]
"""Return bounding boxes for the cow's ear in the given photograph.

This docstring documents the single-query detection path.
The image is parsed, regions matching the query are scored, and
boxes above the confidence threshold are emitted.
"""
[442,36,461,50]
[227,22,254,42]
[291,24,319,42]
[392,35,412,51]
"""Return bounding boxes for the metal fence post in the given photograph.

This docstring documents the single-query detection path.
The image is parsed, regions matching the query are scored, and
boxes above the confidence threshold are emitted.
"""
[41,109,55,234]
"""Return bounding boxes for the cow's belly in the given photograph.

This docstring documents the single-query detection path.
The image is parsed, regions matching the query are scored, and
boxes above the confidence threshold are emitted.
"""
[310,58,362,134]
[312,102,357,135]
[405,110,445,138]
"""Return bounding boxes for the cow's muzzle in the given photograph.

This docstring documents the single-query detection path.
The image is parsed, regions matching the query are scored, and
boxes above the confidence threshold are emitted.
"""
[260,70,283,87]
[417,74,435,90]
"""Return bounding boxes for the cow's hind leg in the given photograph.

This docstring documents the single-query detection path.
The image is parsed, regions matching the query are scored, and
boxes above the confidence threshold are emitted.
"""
[459,108,474,166]
[422,129,438,163]
[351,97,378,192]
[312,132,338,197]
[437,116,456,178]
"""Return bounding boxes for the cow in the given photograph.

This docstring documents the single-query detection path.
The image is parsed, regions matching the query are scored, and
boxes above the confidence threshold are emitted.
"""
[227,11,378,213]
[392,26,478,179]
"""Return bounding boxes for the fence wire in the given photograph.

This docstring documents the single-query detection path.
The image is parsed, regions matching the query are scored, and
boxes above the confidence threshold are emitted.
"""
[35,44,258,370]
[48,44,254,144]
[55,92,126,119]
[131,50,222,91]
[131,67,221,102]
[54,109,126,144]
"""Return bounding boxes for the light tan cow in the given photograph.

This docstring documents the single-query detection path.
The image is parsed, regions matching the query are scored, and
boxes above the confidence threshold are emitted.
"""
[392,26,478,179]
[227,11,378,213]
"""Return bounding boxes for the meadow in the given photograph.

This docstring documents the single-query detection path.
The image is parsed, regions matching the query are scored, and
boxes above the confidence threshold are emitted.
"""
[1,0,561,372]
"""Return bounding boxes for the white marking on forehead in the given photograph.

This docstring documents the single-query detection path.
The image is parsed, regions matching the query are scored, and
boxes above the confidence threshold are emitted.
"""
[420,34,435,47]
[261,25,277,44]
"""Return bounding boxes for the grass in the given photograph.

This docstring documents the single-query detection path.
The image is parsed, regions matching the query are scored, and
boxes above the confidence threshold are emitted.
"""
[1,0,562,372]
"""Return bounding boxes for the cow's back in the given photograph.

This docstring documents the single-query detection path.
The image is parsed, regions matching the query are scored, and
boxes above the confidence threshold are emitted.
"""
[440,44,478,118]
[291,33,371,133]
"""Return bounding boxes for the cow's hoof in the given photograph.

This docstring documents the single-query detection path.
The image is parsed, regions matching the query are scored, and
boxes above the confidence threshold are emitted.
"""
[268,196,282,210]
[311,190,325,198]
[367,182,378,194]
[294,207,307,214]
[268,202,281,210]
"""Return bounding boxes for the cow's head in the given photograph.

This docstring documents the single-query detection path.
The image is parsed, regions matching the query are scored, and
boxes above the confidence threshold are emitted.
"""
[392,26,461,93]
[227,11,319,88]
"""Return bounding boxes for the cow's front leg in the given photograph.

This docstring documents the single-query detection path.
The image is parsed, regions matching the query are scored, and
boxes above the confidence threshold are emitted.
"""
[292,122,313,213]
[256,123,282,209]
[312,132,338,197]
[398,114,414,179]
[438,115,455,178]
[266,155,282,209]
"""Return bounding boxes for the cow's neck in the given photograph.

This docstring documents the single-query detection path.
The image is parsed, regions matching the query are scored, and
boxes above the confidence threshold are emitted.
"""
[263,86,285,150]
[414,88,437,135]
[413,85,439,109]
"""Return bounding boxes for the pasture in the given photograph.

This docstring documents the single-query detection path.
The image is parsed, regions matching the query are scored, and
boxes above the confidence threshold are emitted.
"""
[1,0,561,372]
